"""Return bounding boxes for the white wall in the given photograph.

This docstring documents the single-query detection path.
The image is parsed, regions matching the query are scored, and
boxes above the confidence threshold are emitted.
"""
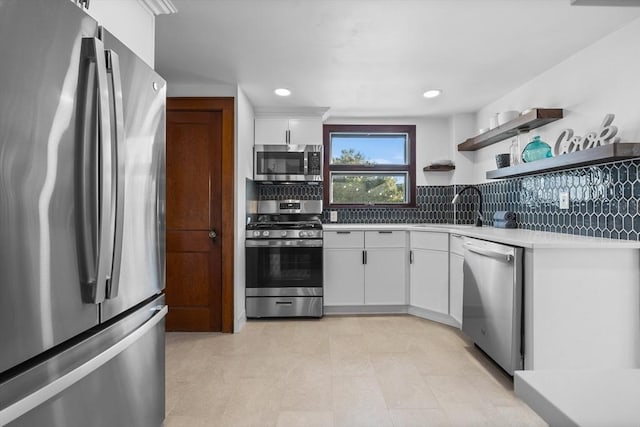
[449,114,476,185]
[234,87,255,333]
[472,16,640,183]
[166,83,237,98]
[86,0,156,66]
[325,116,453,187]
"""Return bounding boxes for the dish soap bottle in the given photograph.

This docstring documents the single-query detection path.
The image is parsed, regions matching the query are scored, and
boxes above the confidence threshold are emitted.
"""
[521,135,552,163]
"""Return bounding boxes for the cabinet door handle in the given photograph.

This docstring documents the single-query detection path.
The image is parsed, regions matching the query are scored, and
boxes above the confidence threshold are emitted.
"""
[410,250,414,264]
[362,250,367,265]
[378,231,392,234]
[285,129,291,144]
[336,231,351,234]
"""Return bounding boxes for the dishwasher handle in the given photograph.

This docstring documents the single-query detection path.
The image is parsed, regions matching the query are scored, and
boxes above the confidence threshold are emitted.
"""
[463,242,513,262]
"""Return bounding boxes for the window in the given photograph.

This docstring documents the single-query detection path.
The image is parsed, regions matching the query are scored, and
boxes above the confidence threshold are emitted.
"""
[323,124,416,207]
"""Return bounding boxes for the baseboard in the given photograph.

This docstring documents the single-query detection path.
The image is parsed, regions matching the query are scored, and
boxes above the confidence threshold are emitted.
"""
[407,306,460,328]
[322,305,461,329]
[323,305,409,315]
[234,309,246,333]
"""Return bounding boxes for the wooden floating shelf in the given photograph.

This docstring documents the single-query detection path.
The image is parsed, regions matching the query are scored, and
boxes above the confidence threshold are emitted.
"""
[486,143,640,179]
[423,164,455,171]
[458,108,564,152]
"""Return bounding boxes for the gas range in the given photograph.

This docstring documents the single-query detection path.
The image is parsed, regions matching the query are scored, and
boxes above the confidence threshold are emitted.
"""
[246,199,323,240]
[246,219,323,240]
[245,199,324,318]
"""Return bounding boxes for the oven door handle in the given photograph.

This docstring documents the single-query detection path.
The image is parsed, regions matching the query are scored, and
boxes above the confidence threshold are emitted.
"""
[245,239,323,247]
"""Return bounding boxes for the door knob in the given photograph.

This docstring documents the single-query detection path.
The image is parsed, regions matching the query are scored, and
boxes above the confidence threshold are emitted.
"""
[208,230,217,240]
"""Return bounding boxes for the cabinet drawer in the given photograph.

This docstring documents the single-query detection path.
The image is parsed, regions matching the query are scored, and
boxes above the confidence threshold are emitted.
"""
[410,231,448,251]
[323,231,364,248]
[365,231,407,248]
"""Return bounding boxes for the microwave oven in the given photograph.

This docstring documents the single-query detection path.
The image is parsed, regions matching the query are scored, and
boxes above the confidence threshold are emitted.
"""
[254,144,323,182]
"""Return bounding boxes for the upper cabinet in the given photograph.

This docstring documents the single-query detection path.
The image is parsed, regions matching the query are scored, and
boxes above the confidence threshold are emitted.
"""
[457,108,563,152]
[86,0,177,67]
[255,116,323,145]
[255,117,289,144]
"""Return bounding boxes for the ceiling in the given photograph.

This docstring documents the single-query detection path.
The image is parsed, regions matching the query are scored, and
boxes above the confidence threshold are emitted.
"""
[155,0,640,118]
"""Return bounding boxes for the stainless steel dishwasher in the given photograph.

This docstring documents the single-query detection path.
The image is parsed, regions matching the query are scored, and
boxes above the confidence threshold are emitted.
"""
[462,237,524,375]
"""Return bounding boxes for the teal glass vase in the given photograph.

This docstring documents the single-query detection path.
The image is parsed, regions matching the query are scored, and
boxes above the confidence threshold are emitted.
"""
[521,136,552,163]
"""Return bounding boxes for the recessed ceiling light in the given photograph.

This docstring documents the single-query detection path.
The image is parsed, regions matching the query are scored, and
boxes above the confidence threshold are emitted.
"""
[423,89,442,99]
[274,88,291,97]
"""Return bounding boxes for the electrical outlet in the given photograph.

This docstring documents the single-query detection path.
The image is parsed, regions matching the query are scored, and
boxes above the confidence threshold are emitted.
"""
[559,191,569,210]
[330,211,338,222]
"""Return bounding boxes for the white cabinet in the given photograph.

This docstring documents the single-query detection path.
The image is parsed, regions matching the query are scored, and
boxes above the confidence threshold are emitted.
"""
[87,0,156,66]
[448,234,464,326]
[365,231,407,305]
[409,232,449,315]
[254,117,289,145]
[289,118,322,144]
[255,116,322,145]
[324,232,365,305]
[323,230,407,307]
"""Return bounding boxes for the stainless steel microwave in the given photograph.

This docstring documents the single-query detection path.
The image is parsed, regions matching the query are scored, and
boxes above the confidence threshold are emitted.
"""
[254,144,323,182]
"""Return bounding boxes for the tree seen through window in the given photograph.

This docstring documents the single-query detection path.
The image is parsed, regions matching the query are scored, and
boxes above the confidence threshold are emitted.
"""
[331,149,405,204]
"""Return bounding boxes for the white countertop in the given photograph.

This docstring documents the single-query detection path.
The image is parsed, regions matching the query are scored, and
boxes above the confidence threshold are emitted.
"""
[515,369,640,427]
[322,223,640,249]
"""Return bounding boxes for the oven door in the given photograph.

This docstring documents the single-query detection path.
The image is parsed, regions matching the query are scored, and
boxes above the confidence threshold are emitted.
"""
[245,239,323,296]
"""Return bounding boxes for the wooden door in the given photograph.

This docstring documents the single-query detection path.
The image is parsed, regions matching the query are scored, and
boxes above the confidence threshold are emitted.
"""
[165,98,234,332]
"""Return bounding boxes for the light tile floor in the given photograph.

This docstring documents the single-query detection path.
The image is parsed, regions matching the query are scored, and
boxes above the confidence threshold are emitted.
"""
[164,315,547,427]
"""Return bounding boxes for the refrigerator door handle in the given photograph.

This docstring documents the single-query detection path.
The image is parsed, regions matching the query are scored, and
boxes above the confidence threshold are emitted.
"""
[0,306,168,426]
[105,49,126,300]
[78,37,113,304]
[94,37,115,305]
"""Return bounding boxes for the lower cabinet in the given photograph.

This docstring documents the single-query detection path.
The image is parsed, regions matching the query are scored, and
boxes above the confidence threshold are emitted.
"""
[324,229,458,325]
[409,232,449,315]
[324,230,407,306]
[323,248,364,305]
[365,248,407,304]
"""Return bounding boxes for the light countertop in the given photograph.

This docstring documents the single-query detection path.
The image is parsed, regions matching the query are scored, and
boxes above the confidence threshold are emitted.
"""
[322,223,640,249]
[515,369,640,427]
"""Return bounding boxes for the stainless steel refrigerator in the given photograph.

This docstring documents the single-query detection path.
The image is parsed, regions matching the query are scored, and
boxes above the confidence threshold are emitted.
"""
[0,1,167,425]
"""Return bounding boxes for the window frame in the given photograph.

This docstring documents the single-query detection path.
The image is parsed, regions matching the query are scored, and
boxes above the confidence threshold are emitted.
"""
[323,124,416,208]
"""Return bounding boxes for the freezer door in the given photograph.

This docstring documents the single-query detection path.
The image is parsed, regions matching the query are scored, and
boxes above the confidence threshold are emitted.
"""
[0,0,101,373]
[0,296,167,427]
[100,30,166,321]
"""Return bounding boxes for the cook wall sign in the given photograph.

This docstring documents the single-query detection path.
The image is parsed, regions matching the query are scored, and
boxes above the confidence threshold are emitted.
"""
[554,113,621,155]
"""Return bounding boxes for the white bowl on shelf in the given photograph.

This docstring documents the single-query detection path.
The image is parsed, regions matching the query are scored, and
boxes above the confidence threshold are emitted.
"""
[497,110,519,125]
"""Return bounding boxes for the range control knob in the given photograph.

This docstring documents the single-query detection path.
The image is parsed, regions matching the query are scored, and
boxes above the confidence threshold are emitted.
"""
[299,231,307,238]
[262,231,270,237]
[281,231,288,237]
[253,231,261,237]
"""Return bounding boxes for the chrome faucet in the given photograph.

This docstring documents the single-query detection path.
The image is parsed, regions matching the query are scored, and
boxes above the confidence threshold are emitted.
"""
[452,185,483,226]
